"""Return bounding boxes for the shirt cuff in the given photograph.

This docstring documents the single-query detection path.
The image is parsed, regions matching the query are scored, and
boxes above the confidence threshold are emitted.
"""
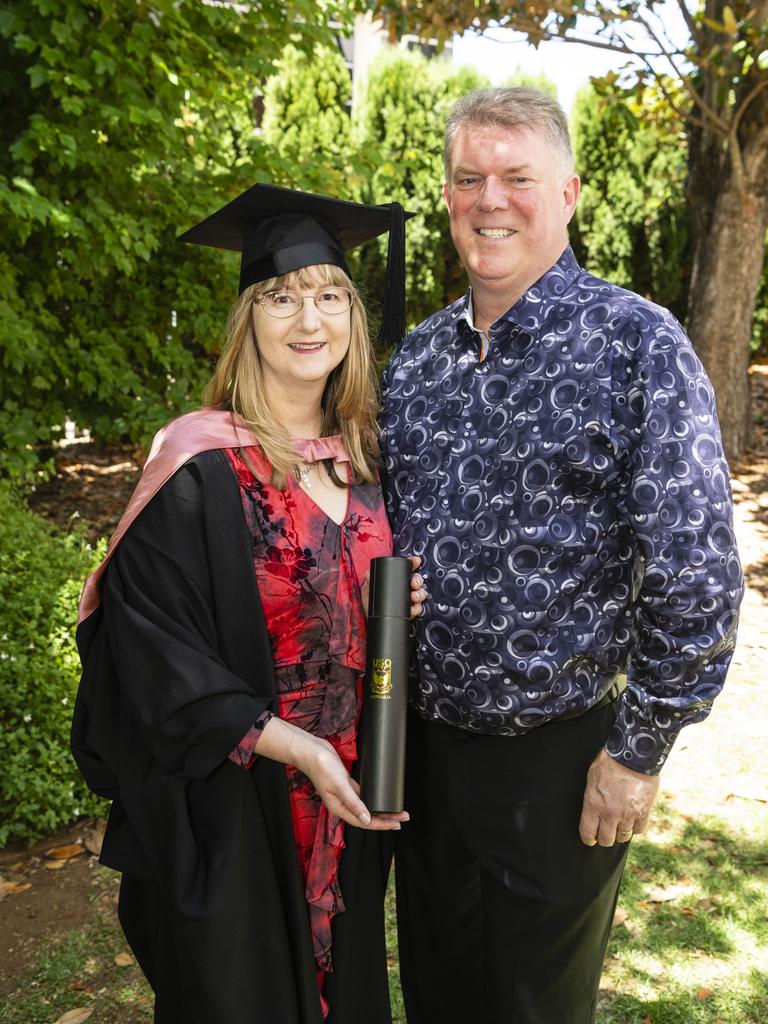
[604,693,680,775]
[228,709,274,770]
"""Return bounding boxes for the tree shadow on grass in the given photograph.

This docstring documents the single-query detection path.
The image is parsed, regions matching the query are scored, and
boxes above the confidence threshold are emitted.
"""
[741,550,768,601]
[597,801,768,1023]
[599,969,768,1024]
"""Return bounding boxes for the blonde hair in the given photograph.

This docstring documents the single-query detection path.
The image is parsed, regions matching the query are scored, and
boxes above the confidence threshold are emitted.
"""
[202,263,380,488]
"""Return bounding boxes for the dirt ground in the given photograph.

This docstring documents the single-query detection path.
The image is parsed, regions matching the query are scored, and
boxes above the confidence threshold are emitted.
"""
[0,823,119,997]
[3,370,768,1017]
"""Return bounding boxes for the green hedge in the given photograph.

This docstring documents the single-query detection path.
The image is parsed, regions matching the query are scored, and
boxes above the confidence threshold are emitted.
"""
[0,482,106,845]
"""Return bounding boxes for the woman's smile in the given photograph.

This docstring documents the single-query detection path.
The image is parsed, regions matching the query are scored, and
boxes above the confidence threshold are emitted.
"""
[287,341,327,353]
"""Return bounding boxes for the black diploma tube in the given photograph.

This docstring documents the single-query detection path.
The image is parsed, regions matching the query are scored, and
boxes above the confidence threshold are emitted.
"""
[359,555,411,814]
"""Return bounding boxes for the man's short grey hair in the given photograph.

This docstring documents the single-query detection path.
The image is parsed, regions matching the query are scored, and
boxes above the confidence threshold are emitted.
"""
[444,87,574,179]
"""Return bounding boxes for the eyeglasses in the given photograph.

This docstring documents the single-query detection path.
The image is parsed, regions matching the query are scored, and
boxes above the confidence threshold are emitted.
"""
[253,287,353,318]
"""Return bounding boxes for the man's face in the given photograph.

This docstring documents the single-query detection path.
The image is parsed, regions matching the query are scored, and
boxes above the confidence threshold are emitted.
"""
[443,122,580,301]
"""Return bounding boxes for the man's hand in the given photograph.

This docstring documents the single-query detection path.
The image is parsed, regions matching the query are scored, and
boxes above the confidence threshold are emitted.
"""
[579,749,660,847]
[408,555,428,618]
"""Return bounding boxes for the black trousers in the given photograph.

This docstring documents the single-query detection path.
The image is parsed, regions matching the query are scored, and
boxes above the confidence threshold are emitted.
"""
[396,702,629,1024]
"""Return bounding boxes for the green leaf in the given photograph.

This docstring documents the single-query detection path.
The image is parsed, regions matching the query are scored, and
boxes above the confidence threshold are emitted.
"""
[27,65,47,88]
[722,5,738,34]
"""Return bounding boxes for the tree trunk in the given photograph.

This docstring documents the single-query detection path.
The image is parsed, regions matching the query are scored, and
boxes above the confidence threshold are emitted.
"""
[685,53,768,460]
[686,185,767,458]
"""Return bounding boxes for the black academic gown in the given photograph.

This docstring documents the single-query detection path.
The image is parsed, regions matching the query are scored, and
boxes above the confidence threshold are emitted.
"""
[71,450,394,1024]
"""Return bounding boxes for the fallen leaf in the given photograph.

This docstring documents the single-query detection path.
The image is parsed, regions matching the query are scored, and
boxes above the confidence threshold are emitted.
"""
[44,860,67,871]
[0,879,32,898]
[114,951,135,967]
[646,882,696,903]
[67,980,95,994]
[52,1010,94,1024]
[696,988,715,1000]
[45,843,84,860]
[612,906,629,925]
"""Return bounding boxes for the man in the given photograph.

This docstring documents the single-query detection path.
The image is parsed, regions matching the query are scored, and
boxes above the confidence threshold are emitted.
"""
[380,87,744,1024]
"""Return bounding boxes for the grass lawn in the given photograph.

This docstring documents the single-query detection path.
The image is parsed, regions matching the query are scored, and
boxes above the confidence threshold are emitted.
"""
[4,798,764,1024]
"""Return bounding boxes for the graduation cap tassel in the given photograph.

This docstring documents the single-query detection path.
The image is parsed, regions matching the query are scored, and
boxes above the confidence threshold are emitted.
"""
[379,202,406,349]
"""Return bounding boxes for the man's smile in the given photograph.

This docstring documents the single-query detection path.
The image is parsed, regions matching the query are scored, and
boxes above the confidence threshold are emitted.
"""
[475,228,516,238]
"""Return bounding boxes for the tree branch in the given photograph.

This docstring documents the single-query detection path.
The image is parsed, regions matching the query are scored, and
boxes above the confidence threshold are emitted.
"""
[487,17,659,59]
[627,6,733,136]
[631,49,720,136]
[727,125,746,192]
[732,78,768,139]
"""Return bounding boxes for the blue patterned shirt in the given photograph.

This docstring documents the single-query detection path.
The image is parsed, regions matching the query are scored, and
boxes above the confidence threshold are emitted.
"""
[381,246,743,774]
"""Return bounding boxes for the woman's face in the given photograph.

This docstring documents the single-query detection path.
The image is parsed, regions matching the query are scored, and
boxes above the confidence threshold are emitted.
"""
[251,265,352,394]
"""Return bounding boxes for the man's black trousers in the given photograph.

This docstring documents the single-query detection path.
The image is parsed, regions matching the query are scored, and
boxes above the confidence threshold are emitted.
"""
[396,700,630,1024]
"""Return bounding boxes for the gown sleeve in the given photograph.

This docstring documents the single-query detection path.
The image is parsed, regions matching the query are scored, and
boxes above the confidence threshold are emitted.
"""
[102,457,274,780]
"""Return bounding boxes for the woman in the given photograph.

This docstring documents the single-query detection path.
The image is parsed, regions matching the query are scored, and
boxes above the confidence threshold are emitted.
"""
[72,184,424,1024]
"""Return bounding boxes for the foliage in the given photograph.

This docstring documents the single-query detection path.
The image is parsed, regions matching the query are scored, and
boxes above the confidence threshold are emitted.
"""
[262,43,354,195]
[0,481,105,845]
[0,0,358,480]
[572,83,690,321]
[753,242,768,356]
[355,50,489,329]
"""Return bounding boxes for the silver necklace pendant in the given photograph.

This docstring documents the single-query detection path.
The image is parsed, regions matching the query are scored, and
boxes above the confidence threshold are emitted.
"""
[299,464,312,489]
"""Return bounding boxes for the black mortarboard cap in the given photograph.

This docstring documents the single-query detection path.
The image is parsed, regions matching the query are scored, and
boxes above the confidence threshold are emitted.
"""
[178,183,413,346]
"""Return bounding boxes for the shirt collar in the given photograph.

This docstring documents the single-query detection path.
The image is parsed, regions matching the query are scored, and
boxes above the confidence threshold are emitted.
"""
[459,290,481,334]
[455,291,480,348]
[460,245,582,337]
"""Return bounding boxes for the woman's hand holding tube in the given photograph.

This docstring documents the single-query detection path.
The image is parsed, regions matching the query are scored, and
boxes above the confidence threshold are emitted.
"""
[255,716,408,830]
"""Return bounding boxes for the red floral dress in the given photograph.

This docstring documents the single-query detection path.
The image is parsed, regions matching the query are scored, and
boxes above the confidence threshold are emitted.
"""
[224,443,392,1016]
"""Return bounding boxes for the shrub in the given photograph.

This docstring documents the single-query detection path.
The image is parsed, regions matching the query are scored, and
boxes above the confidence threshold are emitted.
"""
[0,482,106,845]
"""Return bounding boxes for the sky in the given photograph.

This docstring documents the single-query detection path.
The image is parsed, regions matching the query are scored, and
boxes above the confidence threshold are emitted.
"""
[451,4,692,117]
[452,30,622,115]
